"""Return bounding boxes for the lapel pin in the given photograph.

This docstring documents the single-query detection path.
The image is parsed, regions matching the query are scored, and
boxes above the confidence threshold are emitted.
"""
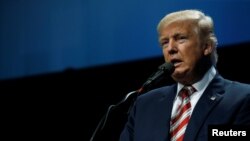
[210,96,216,101]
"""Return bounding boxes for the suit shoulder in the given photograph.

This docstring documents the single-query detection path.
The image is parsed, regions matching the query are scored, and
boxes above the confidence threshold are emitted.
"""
[231,81,250,90]
[224,78,250,94]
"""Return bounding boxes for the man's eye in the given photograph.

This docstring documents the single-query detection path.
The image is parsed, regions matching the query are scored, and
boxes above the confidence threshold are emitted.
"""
[161,41,169,48]
[178,36,187,43]
[179,36,187,40]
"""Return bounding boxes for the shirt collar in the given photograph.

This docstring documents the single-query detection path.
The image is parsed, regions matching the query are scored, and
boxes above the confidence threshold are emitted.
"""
[177,66,217,93]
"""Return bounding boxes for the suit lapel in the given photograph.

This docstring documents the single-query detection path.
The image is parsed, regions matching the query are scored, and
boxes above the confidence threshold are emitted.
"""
[153,84,177,141]
[183,75,226,141]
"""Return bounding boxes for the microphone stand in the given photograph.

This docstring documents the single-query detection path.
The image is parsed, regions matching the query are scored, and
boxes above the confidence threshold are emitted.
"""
[89,85,163,141]
[89,90,140,141]
[89,62,174,141]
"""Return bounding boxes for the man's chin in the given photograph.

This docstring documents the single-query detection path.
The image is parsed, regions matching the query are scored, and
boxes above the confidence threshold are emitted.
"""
[172,71,186,81]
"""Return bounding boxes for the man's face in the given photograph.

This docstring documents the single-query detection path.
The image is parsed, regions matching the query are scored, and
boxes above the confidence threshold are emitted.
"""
[158,20,207,84]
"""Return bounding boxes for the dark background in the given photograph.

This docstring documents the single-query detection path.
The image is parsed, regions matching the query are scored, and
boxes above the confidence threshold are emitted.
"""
[1,42,250,140]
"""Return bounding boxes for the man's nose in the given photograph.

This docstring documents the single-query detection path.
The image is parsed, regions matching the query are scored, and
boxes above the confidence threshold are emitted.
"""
[167,40,177,54]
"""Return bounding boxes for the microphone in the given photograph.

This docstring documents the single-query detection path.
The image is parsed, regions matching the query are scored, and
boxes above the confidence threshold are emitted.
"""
[139,62,174,93]
[89,62,174,141]
[118,62,174,106]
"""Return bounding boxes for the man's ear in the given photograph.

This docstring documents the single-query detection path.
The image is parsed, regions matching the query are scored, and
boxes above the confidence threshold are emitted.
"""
[204,41,213,56]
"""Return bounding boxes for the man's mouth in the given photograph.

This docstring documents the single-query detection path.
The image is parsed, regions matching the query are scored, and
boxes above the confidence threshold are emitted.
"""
[171,59,182,67]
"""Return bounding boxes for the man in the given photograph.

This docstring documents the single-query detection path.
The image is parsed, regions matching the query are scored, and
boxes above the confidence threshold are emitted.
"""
[119,9,250,141]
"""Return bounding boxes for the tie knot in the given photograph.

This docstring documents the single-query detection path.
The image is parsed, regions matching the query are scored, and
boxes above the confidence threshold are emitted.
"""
[179,85,196,99]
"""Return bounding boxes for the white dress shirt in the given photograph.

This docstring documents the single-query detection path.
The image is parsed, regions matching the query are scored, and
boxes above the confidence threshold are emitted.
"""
[171,66,217,117]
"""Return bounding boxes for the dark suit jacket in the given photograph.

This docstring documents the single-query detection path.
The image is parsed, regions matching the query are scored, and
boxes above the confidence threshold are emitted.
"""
[119,74,250,141]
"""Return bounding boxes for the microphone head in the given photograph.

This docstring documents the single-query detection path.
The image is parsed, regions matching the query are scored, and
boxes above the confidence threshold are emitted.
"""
[158,62,175,74]
[140,62,175,93]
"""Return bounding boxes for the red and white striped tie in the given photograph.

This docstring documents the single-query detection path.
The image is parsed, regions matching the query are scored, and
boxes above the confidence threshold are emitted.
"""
[170,86,196,141]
